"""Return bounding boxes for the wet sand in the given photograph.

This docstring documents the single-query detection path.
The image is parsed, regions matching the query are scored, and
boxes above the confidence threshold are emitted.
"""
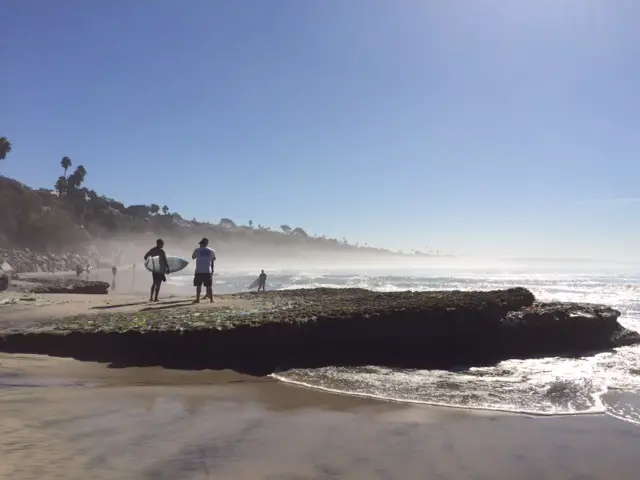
[1,354,639,479]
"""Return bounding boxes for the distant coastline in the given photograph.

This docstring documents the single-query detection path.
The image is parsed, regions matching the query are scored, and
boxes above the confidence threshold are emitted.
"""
[0,174,450,265]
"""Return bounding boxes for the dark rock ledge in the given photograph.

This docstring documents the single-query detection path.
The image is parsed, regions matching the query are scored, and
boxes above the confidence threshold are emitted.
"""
[0,287,637,374]
[19,278,110,294]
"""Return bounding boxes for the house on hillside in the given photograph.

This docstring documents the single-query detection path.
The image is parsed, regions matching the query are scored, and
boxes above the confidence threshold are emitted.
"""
[37,188,59,197]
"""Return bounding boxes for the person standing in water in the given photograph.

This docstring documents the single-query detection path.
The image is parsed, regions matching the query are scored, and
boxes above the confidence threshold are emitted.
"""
[192,238,215,303]
[111,265,118,291]
[257,269,267,292]
[143,239,170,302]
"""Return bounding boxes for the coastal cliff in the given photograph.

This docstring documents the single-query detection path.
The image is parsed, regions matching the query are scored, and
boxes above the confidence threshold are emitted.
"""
[1,287,637,373]
[0,248,109,274]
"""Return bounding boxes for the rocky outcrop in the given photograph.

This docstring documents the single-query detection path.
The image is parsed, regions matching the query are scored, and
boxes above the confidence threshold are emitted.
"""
[0,288,637,373]
[20,278,110,294]
[0,273,8,292]
[0,248,110,274]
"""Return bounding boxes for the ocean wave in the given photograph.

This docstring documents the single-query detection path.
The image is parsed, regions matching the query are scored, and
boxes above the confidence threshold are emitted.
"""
[170,267,640,424]
[268,269,640,425]
[272,343,640,421]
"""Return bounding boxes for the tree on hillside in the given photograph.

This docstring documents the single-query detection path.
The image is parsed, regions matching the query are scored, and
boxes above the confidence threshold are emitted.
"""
[60,156,72,177]
[248,220,253,228]
[55,176,68,196]
[125,204,151,219]
[85,189,98,202]
[150,204,160,215]
[102,196,126,213]
[0,137,11,161]
[67,165,87,190]
[219,218,236,228]
[292,227,309,238]
[162,205,169,215]
[280,224,292,234]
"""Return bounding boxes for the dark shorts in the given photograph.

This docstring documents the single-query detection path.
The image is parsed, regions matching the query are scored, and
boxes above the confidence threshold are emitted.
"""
[194,273,212,287]
[152,273,166,284]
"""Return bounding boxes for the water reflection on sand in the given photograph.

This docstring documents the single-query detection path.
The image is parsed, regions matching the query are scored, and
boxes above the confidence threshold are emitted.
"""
[1,354,639,480]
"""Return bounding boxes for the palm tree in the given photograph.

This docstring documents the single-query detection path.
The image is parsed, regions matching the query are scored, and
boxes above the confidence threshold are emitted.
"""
[55,176,68,196]
[248,220,254,228]
[162,205,169,215]
[150,204,160,215]
[0,137,11,160]
[68,165,87,189]
[61,156,72,177]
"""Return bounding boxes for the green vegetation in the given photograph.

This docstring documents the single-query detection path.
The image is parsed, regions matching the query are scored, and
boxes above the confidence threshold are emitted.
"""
[41,295,308,333]
[0,137,11,161]
[31,287,538,334]
[0,137,401,255]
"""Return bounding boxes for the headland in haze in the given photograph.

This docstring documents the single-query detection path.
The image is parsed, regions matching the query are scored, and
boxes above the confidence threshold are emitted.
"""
[0,149,450,271]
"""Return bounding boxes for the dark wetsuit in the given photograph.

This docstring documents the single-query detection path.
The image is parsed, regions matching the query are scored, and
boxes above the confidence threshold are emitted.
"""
[258,272,267,291]
[144,246,169,283]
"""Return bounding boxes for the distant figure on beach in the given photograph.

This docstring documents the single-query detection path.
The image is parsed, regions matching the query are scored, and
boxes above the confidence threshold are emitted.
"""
[85,264,92,281]
[143,238,170,302]
[111,265,117,291]
[258,270,267,292]
[192,237,215,303]
[75,264,83,278]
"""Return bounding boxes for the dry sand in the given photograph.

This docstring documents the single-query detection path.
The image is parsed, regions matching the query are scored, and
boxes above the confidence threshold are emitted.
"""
[0,354,638,480]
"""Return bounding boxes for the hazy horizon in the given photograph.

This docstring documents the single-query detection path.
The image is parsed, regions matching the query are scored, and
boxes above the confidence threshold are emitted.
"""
[76,235,640,274]
[3,1,639,261]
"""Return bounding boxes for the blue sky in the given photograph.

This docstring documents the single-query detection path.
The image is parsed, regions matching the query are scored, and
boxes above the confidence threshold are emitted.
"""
[2,0,639,260]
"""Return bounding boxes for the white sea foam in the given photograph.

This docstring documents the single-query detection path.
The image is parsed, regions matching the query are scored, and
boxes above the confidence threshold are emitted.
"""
[171,265,640,425]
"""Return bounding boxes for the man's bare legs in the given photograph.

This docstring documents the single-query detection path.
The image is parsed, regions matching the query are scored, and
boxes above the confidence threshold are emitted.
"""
[202,275,214,302]
[150,281,161,302]
[202,287,213,301]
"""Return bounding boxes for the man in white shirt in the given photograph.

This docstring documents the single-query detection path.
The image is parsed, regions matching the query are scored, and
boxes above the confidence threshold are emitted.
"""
[192,237,216,303]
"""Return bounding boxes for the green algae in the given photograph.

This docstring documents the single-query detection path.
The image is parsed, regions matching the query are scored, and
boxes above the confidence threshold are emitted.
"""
[21,288,537,334]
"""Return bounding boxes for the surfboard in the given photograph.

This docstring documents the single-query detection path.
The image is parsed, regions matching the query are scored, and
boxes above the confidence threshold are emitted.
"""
[144,256,189,274]
[249,277,260,289]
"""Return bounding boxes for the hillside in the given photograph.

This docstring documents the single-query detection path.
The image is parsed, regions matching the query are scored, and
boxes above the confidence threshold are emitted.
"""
[0,174,424,263]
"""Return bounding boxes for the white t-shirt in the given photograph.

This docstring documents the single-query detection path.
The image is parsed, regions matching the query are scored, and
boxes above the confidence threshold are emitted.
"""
[192,246,216,274]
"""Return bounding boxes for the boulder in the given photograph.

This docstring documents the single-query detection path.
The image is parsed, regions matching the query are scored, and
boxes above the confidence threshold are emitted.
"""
[22,278,110,294]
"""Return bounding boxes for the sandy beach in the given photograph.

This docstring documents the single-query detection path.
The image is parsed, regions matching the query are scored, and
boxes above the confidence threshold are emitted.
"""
[0,353,638,480]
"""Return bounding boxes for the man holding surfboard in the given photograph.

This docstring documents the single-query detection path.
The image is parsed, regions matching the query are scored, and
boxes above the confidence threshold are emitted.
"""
[143,239,170,302]
[192,237,215,303]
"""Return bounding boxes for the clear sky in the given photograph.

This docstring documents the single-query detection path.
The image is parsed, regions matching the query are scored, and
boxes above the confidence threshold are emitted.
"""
[2,0,639,260]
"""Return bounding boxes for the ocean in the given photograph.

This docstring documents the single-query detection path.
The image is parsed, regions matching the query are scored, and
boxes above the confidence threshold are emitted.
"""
[168,263,640,425]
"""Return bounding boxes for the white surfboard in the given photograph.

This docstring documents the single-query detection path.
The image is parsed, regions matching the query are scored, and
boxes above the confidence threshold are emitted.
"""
[249,277,260,289]
[144,256,189,274]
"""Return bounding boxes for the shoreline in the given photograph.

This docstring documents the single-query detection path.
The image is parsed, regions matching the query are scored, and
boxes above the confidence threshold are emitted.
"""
[271,372,611,417]
[1,353,639,479]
